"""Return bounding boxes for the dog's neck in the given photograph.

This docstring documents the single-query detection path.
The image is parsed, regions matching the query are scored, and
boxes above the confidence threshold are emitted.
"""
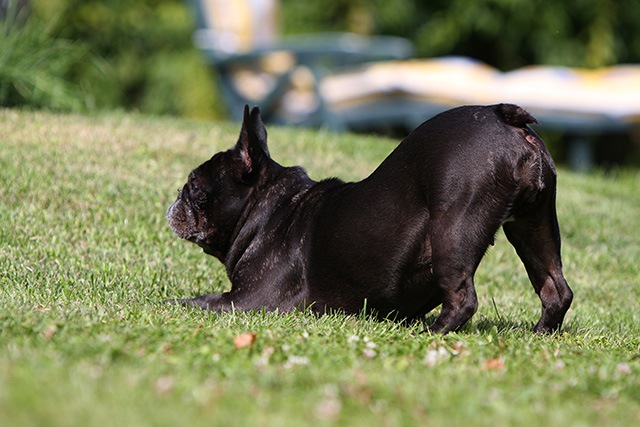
[223,165,317,275]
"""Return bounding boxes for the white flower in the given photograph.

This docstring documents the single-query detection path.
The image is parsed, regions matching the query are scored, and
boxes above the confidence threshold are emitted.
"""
[254,346,275,368]
[362,348,377,359]
[315,385,342,420]
[617,363,631,375]
[284,355,310,369]
[424,346,450,367]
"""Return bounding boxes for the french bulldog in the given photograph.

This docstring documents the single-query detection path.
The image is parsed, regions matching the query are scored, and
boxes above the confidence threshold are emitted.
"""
[167,104,573,333]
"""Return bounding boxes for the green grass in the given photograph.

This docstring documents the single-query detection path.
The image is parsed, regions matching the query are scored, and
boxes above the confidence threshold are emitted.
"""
[1,109,639,427]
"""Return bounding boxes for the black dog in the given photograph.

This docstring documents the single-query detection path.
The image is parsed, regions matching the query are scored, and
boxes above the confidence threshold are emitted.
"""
[167,104,573,333]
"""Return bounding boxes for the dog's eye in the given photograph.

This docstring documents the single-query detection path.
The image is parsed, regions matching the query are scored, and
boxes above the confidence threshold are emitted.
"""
[188,182,206,201]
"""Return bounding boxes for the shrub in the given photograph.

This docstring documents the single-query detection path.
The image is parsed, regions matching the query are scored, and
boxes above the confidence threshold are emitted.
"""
[0,1,93,111]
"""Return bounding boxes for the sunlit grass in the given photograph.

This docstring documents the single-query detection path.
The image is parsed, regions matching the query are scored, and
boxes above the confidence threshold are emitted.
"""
[1,110,639,426]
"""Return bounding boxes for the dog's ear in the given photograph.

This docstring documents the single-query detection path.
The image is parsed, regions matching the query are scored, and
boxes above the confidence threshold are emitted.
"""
[235,105,270,178]
[249,106,270,157]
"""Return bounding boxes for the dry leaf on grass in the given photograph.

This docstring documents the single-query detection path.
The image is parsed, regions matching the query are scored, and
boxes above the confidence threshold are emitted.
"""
[42,325,58,340]
[154,375,175,396]
[234,332,257,349]
[484,358,505,371]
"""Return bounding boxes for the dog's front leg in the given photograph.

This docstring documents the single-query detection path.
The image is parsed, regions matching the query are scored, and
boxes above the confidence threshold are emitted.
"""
[427,275,479,334]
[172,293,235,312]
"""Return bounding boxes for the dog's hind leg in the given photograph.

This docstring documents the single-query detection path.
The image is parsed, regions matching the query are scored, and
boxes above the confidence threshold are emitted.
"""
[425,218,496,334]
[503,192,573,333]
[426,272,478,334]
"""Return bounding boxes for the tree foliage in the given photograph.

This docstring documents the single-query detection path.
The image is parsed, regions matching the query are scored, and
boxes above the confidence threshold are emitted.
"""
[0,0,90,110]
[282,0,640,70]
[26,0,221,118]
[3,0,640,118]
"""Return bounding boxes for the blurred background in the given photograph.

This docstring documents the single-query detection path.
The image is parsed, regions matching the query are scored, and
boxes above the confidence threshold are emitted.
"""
[2,0,640,168]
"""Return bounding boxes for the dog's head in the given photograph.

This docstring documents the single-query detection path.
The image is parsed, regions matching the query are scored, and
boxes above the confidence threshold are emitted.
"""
[167,106,271,259]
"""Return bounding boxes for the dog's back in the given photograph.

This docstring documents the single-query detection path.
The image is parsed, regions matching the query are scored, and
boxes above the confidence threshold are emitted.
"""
[309,104,570,332]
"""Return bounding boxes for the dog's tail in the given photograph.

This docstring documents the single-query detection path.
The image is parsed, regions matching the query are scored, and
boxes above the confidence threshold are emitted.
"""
[496,104,555,196]
[496,103,538,128]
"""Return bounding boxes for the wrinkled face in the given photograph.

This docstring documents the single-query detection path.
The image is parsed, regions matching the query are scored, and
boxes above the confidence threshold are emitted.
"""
[166,150,252,259]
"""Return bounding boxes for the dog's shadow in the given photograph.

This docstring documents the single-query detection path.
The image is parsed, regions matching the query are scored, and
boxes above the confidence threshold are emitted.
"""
[413,313,560,335]
[469,318,531,333]
[465,317,579,336]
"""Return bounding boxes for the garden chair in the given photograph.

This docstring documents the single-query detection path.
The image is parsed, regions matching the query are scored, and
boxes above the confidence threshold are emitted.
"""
[320,57,640,169]
[186,0,640,169]
[185,0,415,128]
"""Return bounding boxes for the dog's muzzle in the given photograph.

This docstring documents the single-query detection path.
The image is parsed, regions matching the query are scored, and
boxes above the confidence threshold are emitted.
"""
[166,191,192,239]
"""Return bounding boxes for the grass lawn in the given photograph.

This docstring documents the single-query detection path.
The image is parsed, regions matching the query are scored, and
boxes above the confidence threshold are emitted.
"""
[1,109,639,426]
